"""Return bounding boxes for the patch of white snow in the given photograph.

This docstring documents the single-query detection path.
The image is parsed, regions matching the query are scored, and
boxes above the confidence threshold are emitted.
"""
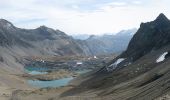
[76,62,83,65]
[156,52,168,63]
[115,58,125,65]
[94,56,97,59]
[106,58,125,71]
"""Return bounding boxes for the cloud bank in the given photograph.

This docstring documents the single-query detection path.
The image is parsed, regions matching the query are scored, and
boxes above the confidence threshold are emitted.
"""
[0,0,170,35]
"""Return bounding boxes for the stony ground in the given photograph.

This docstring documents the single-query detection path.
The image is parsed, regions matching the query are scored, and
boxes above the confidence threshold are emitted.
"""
[22,69,78,81]
[0,73,33,100]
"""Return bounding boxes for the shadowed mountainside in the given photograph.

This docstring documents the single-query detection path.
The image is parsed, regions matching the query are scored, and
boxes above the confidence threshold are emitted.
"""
[60,13,170,100]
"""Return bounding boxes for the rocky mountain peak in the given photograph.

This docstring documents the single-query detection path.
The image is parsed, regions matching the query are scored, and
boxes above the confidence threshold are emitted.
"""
[36,25,56,35]
[39,25,48,29]
[88,35,97,39]
[152,13,170,28]
[120,13,170,61]
[0,18,85,55]
[0,19,9,23]
[37,25,51,31]
[0,19,13,29]
[37,25,66,36]
[155,13,169,22]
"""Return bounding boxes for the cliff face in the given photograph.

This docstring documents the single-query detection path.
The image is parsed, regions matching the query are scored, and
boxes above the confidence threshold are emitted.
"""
[120,13,170,61]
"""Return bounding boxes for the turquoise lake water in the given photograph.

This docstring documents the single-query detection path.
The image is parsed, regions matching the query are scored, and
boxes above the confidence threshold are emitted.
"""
[28,71,48,75]
[26,66,91,88]
[28,77,74,88]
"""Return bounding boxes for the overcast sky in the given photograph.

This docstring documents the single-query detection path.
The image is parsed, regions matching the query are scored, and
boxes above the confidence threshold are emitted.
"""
[0,0,170,35]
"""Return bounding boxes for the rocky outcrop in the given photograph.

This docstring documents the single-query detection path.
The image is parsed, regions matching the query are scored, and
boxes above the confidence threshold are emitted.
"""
[120,13,170,61]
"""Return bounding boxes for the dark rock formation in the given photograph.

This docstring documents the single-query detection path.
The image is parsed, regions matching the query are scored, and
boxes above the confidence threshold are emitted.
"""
[120,13,170,61]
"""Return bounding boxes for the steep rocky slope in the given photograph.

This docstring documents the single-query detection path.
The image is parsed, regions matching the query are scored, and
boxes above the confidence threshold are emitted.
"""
[60,13,170,100]
[0,19,86,99]
[120,13,170,61]
[0,19,84,56]
[0,19,85,73]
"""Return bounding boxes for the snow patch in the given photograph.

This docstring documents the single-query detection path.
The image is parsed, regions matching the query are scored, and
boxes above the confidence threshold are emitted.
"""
[94,56,97,59]
[156,52,168,63]
[76,62,83,65]
[40,59,45,63]
[115,58,125,65]
[106,58,125,71]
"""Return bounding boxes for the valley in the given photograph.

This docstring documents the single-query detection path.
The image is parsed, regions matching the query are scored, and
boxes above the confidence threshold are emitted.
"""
[8,13,170,100]
[0,54,114,100]
[0,8,170,100]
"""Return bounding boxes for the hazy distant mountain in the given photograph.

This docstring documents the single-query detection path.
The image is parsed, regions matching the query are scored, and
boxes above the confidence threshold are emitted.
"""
[72,34,90,40]
[77,28,137,55]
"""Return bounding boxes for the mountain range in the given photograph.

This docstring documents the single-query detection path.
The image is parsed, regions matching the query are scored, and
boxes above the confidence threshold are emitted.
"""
[76,28,137,55]
[0,19,86,73]
[62,13,170,100]
[1,12,170,100]
[0,19,135,73]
